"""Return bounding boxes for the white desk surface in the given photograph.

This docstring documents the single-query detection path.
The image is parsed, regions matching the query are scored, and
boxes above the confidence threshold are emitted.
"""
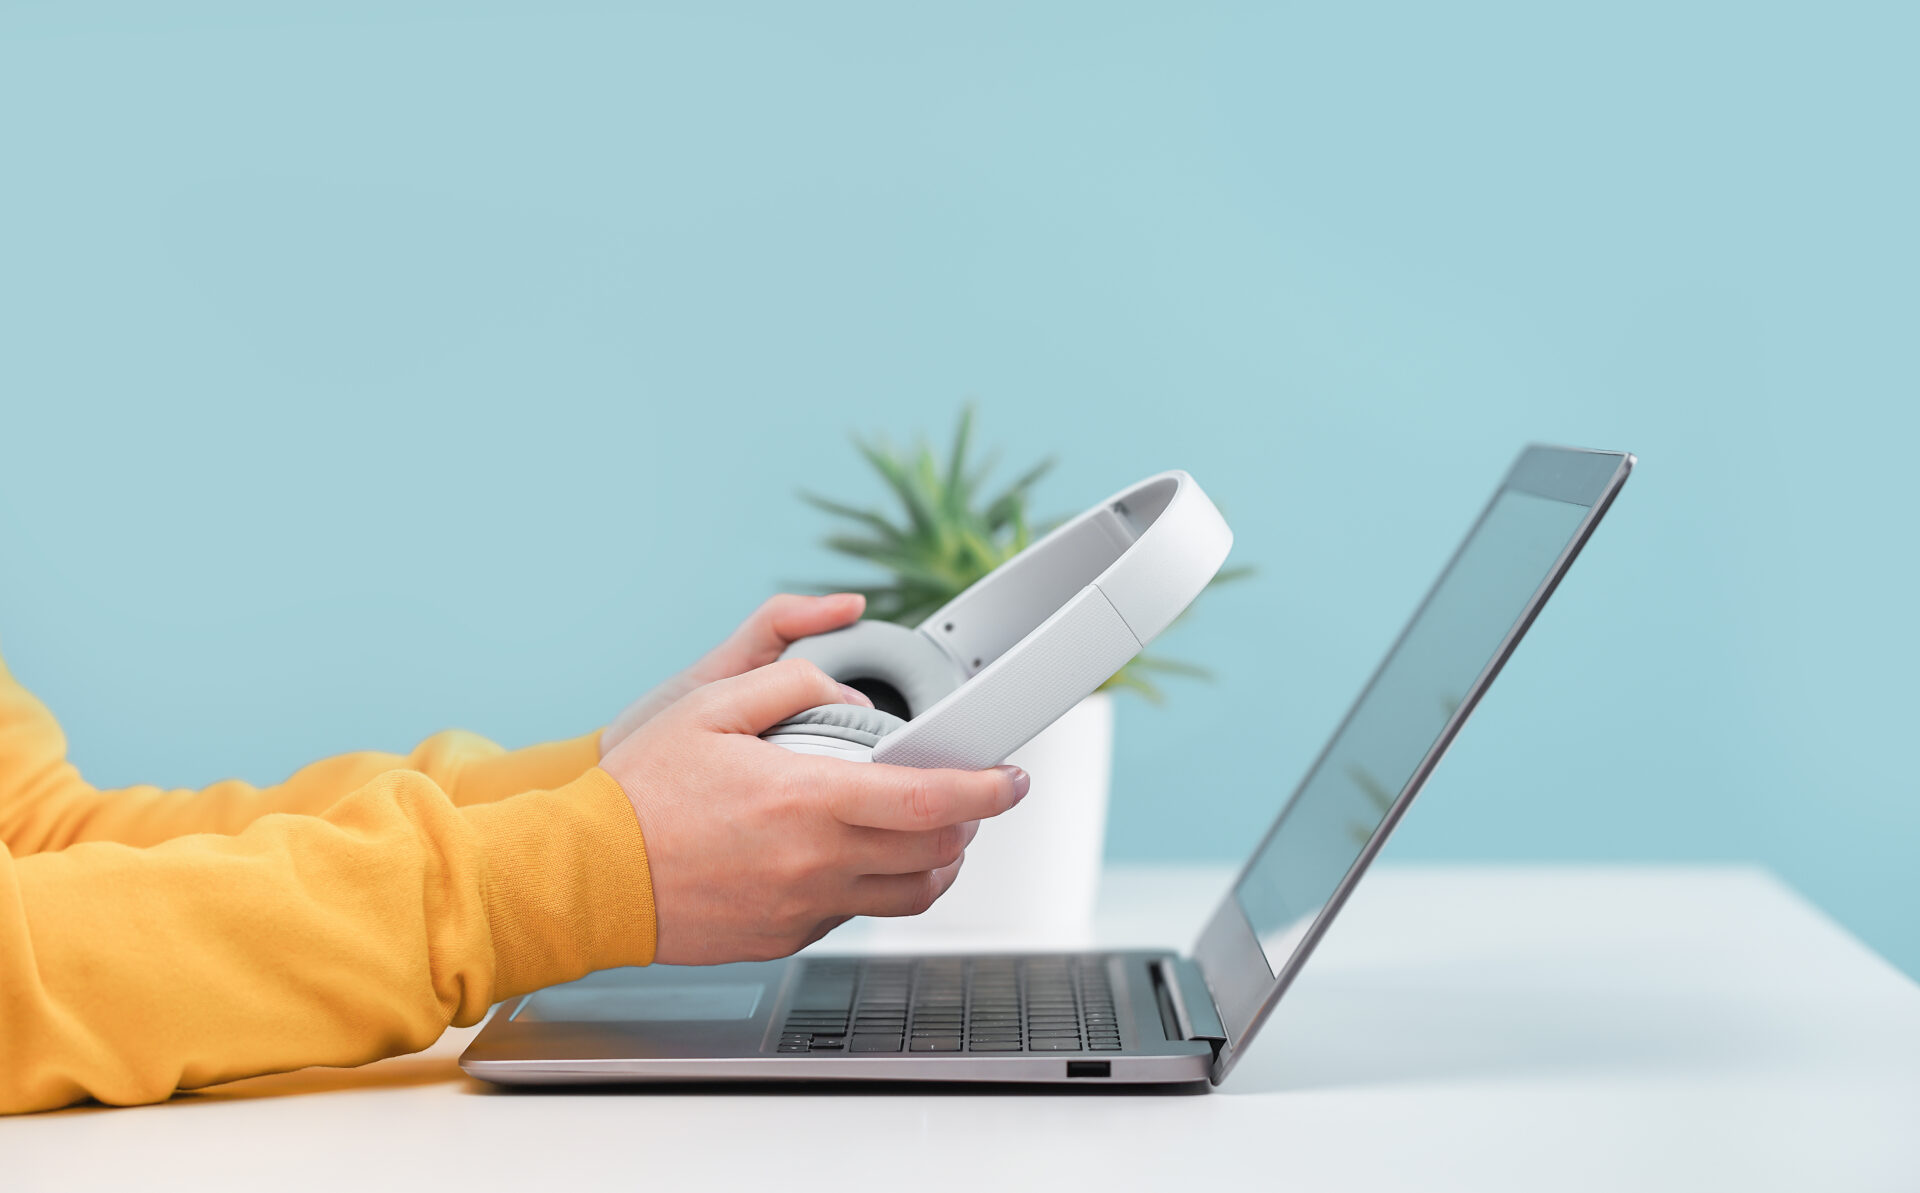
[9,864,1917,1192]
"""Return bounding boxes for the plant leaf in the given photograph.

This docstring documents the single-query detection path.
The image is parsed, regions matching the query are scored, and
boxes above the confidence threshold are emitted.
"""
[983,457,1055,517]
[1126,656,1214,678]
[797,491,905,542]
[819,534,914,564]
[945,403,975,496]
[911,446,953,547]
[963,448,1002,505]
[1097,668,1165,704]
[856,437,937,538]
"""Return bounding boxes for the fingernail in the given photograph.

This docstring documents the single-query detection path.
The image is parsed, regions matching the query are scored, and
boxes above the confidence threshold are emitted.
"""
[961,820,982,846]
[997,765,1030,803]
[836,682,874,708]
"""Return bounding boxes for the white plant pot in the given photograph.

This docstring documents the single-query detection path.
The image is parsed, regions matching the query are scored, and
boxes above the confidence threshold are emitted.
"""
[864,692,1113,950]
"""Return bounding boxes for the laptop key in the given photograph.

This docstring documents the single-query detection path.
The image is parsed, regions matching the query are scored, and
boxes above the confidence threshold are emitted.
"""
[909,1038,963,1052]
[851,1035,903,1052]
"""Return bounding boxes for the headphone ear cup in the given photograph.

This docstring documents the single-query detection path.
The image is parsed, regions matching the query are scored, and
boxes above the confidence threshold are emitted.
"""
[778,620,964,721]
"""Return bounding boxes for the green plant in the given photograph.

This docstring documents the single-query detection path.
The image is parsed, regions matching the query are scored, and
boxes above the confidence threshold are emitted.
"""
[799,404,1251,702]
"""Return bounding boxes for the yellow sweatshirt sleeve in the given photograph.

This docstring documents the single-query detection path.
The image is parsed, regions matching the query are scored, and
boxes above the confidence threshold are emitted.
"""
[0,764,657,1115]
[0,651,603,853]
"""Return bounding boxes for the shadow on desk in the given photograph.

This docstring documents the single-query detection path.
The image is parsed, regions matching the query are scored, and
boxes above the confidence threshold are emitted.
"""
[1221,961,1770,1096]
[188,1056,468,1103]
[38,1056,469,1116]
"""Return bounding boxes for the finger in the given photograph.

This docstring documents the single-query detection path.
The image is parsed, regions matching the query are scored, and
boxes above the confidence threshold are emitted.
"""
[849,857,967,918]
[723,593,866,668]
[847,820,980,876]
[687,658,850,734]
[822,762,1029,830]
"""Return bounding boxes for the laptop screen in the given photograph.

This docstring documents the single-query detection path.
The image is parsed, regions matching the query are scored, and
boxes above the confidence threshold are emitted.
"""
[1233,451,1619,975]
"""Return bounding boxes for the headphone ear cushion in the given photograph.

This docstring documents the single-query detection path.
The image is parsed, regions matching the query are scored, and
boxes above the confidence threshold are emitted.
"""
[779,620,964,720]
[762,703,907,748]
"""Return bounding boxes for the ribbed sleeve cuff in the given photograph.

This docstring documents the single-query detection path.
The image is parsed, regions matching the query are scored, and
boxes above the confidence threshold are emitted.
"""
[462,767,656,1000]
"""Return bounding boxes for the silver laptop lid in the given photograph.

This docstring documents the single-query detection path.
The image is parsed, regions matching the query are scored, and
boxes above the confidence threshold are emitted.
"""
[1192,445,1634,1084]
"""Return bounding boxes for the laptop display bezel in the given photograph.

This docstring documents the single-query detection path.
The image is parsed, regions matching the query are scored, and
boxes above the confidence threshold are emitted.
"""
[1190,445,1634,1085]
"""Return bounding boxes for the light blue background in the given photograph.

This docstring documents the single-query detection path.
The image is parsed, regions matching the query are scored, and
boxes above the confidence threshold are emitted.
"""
[3,3,1914,976]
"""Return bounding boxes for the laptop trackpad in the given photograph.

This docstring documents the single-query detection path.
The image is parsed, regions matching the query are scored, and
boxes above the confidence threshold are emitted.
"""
[518,981,764,1023]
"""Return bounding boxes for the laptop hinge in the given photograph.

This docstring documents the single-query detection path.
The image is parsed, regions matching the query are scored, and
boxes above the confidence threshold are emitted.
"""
[1151,957,1227,1058]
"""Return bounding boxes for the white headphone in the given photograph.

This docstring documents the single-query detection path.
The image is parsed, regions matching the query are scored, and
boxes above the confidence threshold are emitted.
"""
[763,470,1233,768]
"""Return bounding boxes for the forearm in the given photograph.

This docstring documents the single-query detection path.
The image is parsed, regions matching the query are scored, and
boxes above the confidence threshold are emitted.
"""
[0,766,653,1115]
[0,729,604,853]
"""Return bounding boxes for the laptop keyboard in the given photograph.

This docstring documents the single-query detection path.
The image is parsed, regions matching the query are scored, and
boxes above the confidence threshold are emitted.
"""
[775,956,1122,1054]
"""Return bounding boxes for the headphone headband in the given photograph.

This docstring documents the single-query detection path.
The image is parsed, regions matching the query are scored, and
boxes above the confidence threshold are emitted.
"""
[870,470,1232,770]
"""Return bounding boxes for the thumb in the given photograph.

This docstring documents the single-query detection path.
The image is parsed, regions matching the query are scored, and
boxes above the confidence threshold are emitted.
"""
[688,658,860,735]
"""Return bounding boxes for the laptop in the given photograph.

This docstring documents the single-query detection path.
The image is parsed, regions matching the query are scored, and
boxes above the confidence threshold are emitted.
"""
[462,444,1634,1087]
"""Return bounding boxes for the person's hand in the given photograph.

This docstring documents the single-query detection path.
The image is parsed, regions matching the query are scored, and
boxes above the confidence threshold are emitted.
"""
[600,658,1030,964]
[599,593,867,756]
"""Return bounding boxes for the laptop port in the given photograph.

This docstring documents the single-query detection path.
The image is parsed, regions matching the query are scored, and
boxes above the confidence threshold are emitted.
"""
[1066,1061,1111,1079]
